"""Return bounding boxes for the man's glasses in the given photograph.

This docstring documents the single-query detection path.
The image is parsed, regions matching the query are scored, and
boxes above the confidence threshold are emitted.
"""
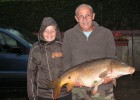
[77,14,92,20]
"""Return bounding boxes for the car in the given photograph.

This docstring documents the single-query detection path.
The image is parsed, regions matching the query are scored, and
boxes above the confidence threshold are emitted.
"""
[0,28,37,88]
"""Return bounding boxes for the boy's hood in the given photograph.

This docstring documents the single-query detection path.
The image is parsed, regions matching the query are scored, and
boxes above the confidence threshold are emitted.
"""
[38,17,62,42]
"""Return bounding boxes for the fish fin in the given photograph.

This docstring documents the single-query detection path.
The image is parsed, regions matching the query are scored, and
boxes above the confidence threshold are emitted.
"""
[99,70,111,78]
[92,79,104,95]
[47,78,59,89]
[47,79,61,100]
[66,82,74,92]
[92,85,98,95]
[112,79,116,87]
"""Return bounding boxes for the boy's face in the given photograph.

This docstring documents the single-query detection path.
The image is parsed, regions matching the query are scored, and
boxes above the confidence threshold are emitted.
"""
[43,25,56,42]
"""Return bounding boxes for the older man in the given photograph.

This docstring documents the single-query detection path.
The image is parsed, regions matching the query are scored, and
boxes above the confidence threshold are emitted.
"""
[62,4,116,100]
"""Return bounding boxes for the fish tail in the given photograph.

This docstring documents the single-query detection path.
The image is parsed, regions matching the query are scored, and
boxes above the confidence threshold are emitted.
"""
[53,85,62,100]
[47,79,59,89]
[47,79,62,99]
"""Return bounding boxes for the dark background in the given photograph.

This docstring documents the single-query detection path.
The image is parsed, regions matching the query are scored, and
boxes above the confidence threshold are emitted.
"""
[0,0,140,100]
[0,0,140,33]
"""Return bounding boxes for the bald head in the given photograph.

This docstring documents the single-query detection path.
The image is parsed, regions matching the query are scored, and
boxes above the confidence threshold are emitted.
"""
[75,4,94,16]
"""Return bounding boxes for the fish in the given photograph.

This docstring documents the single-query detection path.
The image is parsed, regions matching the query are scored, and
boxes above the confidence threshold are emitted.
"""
[47,58,135,100]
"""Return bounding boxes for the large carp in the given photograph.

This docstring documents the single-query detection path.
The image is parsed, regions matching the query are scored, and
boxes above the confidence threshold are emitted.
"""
[47,58,135,100]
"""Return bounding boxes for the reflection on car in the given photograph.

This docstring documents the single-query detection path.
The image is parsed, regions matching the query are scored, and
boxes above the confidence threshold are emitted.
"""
[0,28,37,87]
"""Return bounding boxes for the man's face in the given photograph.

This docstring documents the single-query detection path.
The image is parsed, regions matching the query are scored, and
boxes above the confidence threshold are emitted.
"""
[75,6,95,32]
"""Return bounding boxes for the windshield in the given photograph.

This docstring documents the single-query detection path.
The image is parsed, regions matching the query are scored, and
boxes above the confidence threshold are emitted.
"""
[5,28,38,45]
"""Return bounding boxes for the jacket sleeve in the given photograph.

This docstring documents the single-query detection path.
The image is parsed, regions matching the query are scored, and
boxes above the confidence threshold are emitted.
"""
[62,32,72,70]
[27,48,37,100]
[106,30,117,59]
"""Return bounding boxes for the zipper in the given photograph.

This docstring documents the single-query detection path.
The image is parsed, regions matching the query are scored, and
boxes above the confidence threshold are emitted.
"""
[45,44,54,99]
[87,37,89,41]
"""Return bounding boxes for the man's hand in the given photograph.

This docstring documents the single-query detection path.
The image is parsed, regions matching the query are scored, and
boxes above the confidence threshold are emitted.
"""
[103,77,114,84]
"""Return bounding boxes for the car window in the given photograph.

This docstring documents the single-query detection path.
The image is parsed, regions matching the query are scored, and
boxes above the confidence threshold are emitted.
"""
[5,28,37,45]
[0,33,4,52]
[3,33,17,47]
[0,32,4,45]
[0,32,17,53]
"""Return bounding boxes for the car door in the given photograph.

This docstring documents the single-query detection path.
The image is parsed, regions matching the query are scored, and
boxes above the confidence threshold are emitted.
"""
[0,31,27,80]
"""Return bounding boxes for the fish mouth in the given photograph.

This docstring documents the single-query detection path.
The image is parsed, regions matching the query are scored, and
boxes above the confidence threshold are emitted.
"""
[129,67,135,74]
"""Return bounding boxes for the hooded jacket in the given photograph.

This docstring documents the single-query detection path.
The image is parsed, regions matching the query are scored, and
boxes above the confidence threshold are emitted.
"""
[27,17,69,100]
[62,21,117,90]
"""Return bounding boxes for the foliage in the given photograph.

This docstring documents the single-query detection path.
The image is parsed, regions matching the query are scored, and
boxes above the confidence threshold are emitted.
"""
[114,31,128,41]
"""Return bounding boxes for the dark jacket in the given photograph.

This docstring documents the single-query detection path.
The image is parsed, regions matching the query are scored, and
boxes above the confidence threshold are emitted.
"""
[62,21,117,90]
[27,17,69,100]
